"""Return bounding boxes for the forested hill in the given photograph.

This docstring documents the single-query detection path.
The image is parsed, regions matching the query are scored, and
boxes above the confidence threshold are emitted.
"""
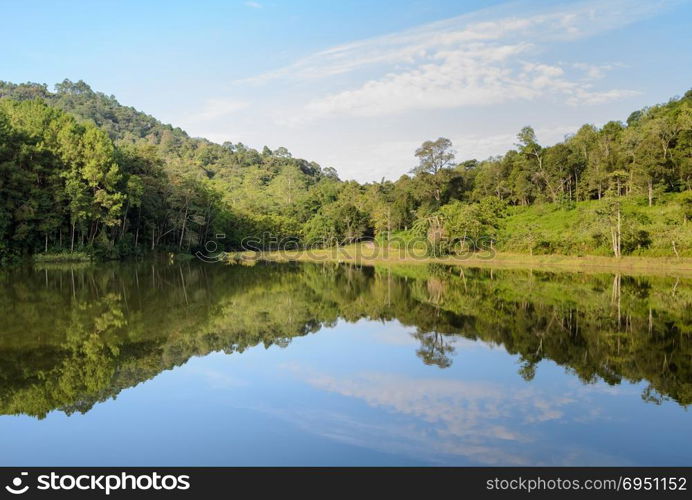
[0,79,334,182]
[0,80,171,143]
[0,79,690,263]
[0,79,338,261]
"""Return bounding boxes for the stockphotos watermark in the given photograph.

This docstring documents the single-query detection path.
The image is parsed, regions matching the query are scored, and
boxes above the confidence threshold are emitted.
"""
[195,233,497,263]
[3,471,190,496]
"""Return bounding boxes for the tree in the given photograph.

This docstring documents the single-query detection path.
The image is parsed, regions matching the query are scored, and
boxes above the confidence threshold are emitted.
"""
[567,124,598,201]
[411,137,456,175]
[516,126,558,202]
[596,171,629,258]
[409,138,457,206]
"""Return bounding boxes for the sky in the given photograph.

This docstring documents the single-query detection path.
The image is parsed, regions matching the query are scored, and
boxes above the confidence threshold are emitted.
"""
[2,0,691,181]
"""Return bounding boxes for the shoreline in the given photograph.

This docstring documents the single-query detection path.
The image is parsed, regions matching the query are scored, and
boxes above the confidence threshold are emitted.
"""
[241,246,692,277]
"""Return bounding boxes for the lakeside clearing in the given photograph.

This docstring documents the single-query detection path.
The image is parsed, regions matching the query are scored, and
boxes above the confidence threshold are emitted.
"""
[33,252,92,263]
[236,244,692,277]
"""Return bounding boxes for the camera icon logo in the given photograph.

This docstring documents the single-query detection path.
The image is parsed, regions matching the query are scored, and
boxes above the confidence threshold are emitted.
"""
[5,472,29,495]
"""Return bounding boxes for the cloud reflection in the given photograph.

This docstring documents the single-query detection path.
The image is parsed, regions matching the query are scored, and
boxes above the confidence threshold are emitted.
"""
[276,366,627,465]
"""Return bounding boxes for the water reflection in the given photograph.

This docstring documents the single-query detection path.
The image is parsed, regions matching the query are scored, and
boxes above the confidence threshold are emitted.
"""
[0,260,689,424]
[282,366,579,465]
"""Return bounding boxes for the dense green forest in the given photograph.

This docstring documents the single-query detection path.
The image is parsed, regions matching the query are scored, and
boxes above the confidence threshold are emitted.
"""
[0,79,690,263]
[0,261,689,418]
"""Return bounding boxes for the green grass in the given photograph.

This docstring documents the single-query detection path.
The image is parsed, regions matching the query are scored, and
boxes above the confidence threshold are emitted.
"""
[249,243,692,277]
[33,251,92,263]
[498,192,690,257]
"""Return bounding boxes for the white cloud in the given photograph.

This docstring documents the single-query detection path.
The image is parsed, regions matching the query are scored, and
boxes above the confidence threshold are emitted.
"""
[566,88,641,106]
[242,0,664,86]
[304,43,536,118]
[244,1,262,8]
[186,98,250,122]
[291,2,649,120]
[179,0,671,181]
[572,62,619,80]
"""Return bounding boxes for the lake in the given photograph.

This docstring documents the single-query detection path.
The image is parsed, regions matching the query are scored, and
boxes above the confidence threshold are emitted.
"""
[0,259,690,466]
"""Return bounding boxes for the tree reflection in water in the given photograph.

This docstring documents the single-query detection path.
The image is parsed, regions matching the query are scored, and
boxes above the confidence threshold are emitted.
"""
[0,260,689,418]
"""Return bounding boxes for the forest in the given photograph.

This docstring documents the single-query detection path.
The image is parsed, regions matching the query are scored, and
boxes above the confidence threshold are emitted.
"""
[0,79,690,263]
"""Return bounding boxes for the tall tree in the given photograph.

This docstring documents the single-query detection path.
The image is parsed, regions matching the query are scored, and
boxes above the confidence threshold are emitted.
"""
[411,137,456,175]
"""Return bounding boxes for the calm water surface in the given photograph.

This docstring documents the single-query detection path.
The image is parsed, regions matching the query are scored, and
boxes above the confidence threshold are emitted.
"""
[0,260,690,465]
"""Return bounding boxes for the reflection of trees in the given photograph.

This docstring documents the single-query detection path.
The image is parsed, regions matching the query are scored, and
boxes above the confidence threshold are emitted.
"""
[0,260,690,418]
[0,292,126,418]
[412,330,455,368]
[403,268,691,406]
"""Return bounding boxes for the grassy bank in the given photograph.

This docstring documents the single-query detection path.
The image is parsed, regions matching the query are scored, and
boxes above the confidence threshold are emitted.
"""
[33,251,92,263]
[240,244,692,277]
[497,193,691,257]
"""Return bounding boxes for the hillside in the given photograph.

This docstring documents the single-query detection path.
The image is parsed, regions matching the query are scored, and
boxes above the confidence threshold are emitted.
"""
[0,80,341,262]
[0,79,690,263]
[0,79,336,202]
[497,192,691,257]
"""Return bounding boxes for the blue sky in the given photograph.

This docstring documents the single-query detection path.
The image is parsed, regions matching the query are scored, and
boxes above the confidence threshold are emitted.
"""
[2,0,691,181]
